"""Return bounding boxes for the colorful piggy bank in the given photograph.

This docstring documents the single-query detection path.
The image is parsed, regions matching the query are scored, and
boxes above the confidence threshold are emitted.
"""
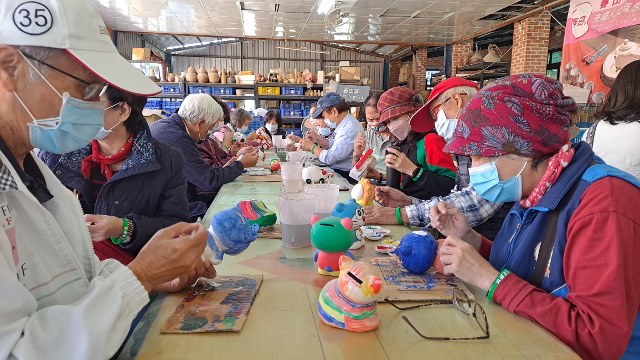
[302,165,331,184]
[351,178,375,207]
[203,203,260,265]
[318,255,383,332]
[311,216,355,276]
[332,199,365,249]
[392,230,438,274]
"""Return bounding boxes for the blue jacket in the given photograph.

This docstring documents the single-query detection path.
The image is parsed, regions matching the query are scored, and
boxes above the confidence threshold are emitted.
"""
[39,122,190,258]
[149,113,244,218]
[489,142,640,357]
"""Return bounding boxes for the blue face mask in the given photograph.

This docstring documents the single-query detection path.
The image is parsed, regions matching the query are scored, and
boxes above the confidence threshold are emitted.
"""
[469,158,528,203]
[324,118,337,129]
[15,55,104,154]
[318,127,332,137]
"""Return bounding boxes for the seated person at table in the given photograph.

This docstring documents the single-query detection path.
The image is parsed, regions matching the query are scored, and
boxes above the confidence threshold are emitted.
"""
[365,78,511,240]
[257,109,287,141]
[352,92,392,183]
[150,94,258,219]
[213,107,251,143]
[198,96,253,167]
[376,86,456,200]
[40,86,190,265]
[300,93,364,181]
[431,74,640,360]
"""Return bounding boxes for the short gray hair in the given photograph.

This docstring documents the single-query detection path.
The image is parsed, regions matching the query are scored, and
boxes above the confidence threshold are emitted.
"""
[178,94,222,127]
[230,108,251,127]
[15,46,61,81]
[432,86,478,108]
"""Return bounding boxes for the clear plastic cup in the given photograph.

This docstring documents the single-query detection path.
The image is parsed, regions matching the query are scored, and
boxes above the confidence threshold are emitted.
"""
[305,184,340,218]
[281,161,303,193]
[277,192,317,248]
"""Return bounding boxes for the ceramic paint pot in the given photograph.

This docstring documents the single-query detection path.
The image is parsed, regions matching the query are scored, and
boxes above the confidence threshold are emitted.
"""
[209,67,220,83]
[197,66,209,83]
[185,66,197,83]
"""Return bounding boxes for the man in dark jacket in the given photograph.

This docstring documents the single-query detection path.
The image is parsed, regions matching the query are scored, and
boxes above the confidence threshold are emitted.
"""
[150,94,258,219]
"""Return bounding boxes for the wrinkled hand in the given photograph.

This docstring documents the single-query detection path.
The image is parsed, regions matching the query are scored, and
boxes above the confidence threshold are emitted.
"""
[300,138,315,152]
[287,134,301,143]
[245,132,258,142]
[229,141,244,155]
[354,133,366,157]
[128,222,208,293]
[385,147,418,176]
[429,201,473,240]
[154,259,217,293]
[239,149,259,168]
[305,131,321,143]
[363,206,401,225]
[222,129,234,147]
[374,186,412,208]
[439,236,499,291]
[236,146,253,156]
[84,214,123,241]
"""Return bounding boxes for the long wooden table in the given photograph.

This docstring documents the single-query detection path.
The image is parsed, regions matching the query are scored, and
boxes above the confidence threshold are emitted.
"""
[118,173,579,360]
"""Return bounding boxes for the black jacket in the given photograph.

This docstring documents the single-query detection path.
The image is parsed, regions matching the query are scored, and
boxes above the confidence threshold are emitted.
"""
[39,122,190,258]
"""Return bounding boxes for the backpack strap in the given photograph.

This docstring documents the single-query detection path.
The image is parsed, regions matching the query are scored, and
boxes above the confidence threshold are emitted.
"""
[585,119,601,147]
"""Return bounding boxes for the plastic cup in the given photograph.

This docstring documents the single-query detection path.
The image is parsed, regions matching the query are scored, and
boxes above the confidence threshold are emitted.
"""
[277,192,317,248]
[305,184,339,218]
[281,161,303,193]
[287,151,306,163]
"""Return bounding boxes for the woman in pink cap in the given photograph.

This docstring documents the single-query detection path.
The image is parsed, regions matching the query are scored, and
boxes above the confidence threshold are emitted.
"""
[431,74,640,360]
[376,86,456,200]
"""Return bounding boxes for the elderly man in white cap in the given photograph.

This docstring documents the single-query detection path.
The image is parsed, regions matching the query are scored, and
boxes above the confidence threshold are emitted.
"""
[0,1,214,359]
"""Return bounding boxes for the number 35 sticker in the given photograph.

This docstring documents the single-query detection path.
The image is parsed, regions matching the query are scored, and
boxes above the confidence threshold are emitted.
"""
[13,2,53,35]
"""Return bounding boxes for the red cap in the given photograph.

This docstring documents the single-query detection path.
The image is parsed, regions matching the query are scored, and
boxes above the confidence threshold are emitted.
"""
[410,78,478,133]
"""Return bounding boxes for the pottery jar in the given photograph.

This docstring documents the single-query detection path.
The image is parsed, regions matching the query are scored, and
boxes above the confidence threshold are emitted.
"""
[209,67,220,83]
[197,66,209,83]
[185,66,197,83]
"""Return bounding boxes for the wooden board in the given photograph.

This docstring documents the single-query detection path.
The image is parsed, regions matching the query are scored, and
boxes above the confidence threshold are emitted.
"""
[258,224,282,239]
[243,174,282,182]
[161,275,263,333]
[370,257,474,302]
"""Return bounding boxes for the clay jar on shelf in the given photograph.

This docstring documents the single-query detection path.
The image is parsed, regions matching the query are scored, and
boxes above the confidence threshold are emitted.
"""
[209,67,220,83]
[185,66,197,83]
[197,66,209,83]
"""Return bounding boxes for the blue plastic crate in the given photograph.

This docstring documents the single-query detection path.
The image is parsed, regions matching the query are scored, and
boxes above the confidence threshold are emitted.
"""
[281,87,304,95]
[280,109,304,118]
[571,129,587,144]
[212,87,234,95]
[144,99,162,110]
[248,119,263,132]
[284,128,303,138]
[280,102,303,111]
[188,85,212,94]
[162,84,182,94]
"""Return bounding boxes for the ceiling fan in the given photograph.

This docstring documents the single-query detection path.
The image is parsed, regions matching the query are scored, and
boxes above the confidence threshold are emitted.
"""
[324,2,350,29]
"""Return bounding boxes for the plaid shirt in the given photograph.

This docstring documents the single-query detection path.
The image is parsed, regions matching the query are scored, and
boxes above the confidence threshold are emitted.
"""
[405,186,503,227]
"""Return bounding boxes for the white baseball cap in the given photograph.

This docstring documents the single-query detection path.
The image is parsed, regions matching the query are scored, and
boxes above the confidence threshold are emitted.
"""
[0,0,161,96]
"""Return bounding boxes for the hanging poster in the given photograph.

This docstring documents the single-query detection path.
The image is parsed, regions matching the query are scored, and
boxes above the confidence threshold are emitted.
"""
[560,0,640,104]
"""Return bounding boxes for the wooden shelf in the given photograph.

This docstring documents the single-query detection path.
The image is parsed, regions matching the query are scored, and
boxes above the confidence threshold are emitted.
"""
[255,83,324,88]
[458,72,508,82]
[257,95,322,101]
[217,95,256,100]
[456,62,510,72]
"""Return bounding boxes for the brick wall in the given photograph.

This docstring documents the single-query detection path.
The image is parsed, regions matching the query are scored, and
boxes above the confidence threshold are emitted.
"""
[412,47,428,91]
[389,59,401,89]
[452,40,473,76]
[426,56,445,70]
[511,12,551,75]
[548,26,564,51]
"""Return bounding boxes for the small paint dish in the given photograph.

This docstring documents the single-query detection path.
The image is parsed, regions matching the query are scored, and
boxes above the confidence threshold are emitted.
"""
[361,226,391,240]
[375,244,396,254]
[364,232,385,241]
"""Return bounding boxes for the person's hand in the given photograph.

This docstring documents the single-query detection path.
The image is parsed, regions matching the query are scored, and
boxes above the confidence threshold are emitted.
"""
[364,167,382,181]
[300,138,315,152]
[245,132,258,142]
[429,201,481,248]
[236,146,253,156]
[374,186,412,207]
[439,236,499,291]
[84,214,124,241]
[128,222,208,293]
[305,131,321,143]
[385,147,418,176]
[154,259,217,293]
[354,133,366,157]
[363,206,404,225]
[287,134,301,143]
[229,141,243,155]
[238,149,259,168]
[222,128,234,147]
[256,127,267,136]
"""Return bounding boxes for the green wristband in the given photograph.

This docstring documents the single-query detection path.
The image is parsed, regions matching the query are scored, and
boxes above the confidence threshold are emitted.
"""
[395,207,404,225]
[486,269,511,303]
[110,218,128,245]
[412,168,424,182]
[311,144,318,153]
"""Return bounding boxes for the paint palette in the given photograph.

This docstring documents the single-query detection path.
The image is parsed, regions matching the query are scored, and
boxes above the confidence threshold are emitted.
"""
[361,226,391,241]
[245,167,272,176]
[375,239,399,254]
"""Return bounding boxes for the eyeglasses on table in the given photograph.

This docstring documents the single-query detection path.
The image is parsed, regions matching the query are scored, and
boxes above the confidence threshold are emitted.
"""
[384,288,490,341]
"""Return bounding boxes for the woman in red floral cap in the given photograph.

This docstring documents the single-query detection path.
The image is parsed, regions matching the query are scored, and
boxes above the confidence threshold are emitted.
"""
[430,74,640,360]
[377,86,456,200]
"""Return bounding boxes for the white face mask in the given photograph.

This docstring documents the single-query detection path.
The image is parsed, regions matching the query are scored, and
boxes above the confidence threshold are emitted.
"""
[266,124,278,133]
[239,125,249,133]
[435,109,458,141]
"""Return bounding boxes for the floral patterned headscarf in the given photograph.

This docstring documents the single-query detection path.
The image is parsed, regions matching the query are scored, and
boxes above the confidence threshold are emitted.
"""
[443,74,578,158]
